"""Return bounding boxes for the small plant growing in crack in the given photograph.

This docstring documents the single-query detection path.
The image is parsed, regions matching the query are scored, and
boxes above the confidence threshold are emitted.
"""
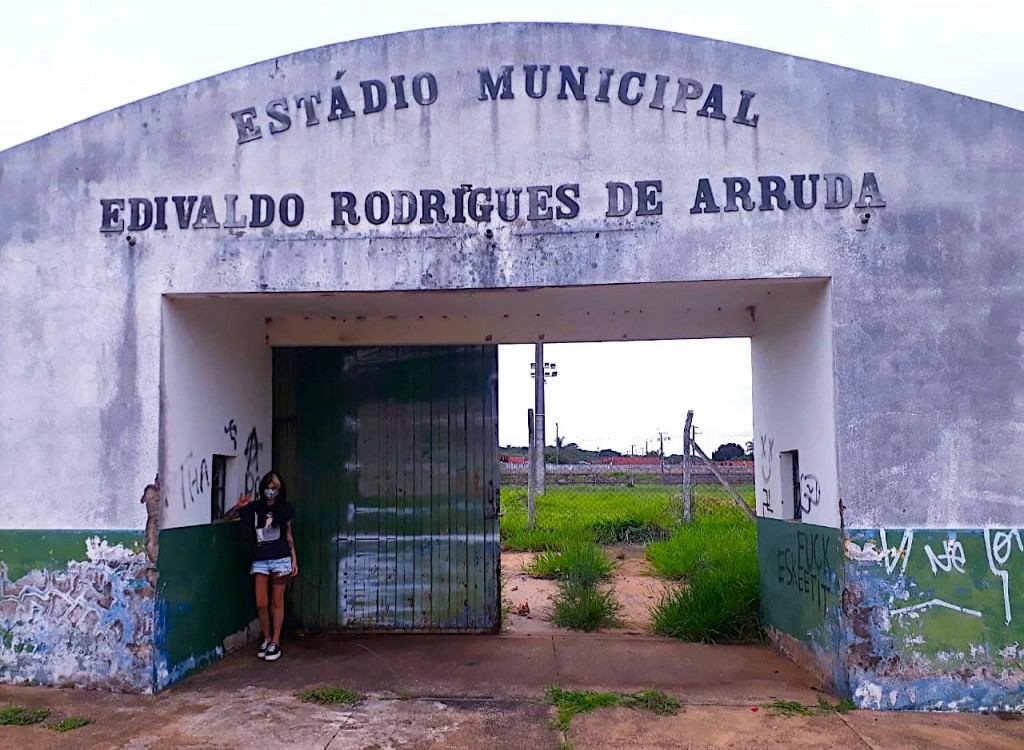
[545,685,681,745]
[49,717,93,732]
[761,697,856,717]
[295,687,363,706]
[0,705,51,726]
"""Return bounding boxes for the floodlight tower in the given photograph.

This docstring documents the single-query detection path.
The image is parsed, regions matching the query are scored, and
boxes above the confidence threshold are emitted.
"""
[527,344,557,527]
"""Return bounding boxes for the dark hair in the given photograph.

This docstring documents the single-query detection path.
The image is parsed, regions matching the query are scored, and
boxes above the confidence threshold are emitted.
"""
[257,470,288,504]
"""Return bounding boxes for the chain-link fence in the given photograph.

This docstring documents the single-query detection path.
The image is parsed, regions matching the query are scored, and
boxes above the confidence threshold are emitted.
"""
[499,458,755,550]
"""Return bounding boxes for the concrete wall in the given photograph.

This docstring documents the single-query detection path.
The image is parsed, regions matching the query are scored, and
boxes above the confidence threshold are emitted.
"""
[0,23,1022,703]
[162,298,271,529]
[752,282,838,527]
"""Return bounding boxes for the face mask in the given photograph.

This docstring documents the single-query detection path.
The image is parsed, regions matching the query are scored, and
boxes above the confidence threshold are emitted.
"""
[264,488,278,500]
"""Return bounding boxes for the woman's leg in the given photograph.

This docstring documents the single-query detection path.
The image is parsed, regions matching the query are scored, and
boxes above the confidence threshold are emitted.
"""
[254,573,271,641]
[270,575,288,645]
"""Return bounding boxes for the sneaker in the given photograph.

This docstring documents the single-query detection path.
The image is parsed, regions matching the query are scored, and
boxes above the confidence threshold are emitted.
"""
[264,643,282,661]
[257,639,271,659]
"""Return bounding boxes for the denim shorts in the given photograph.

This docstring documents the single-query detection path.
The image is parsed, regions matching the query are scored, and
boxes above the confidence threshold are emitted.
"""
[251,557,293,576]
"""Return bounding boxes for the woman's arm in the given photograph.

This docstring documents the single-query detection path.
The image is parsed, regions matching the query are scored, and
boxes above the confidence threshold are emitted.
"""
[286,520,298,577]
[222,494,251,522]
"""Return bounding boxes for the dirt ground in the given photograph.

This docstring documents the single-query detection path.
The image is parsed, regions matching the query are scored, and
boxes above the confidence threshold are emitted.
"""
[502,545,667,634]
[2,631,1023,749]
[3,546,1022,749]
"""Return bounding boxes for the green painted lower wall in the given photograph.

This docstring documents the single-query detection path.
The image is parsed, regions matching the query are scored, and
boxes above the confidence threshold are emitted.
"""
[757,518,846,687]
[0,530,155,692]
[154,522,255,689]
[758,520,1024,710]
[3,518,1020,710]
[844,528,1024,710]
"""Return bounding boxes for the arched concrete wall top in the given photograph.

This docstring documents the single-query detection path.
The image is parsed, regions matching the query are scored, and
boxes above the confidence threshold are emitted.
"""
[1,22,1021,297]
[1,22,1023,530]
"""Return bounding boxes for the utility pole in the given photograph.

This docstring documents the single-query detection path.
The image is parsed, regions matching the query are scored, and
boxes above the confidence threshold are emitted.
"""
[532,342,546,498]
[555,422,560,465]
[658,431,670,474]
[682,410,694,521]
[527,408,536,529]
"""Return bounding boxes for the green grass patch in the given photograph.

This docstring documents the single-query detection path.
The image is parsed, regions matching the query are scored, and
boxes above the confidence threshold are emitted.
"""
[592,518,672,545]
[762,700,815,717]
[546,687,621,731]
[817,696,856,713]
[619,689,682,715]
[527,537,615,586]
[550,581,622,631]
[295,686,363,705]
[647,494,760,643]
[650,573,761,643]
[546,686,681,732]
[501,485,684,551]
[645,510,755,581]
[48,717,92,732]
[689,483,756,512]
[761,697,856,717]
[0,704,52,726]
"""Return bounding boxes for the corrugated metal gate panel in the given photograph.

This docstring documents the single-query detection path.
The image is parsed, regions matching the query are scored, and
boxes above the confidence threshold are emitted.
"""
[273,345,499,632]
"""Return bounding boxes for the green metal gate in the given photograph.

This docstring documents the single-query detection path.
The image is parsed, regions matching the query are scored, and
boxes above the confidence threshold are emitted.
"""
[273,345,500,631]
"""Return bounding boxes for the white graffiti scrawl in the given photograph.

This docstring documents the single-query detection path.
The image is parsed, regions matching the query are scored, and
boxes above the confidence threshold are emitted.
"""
[856,528,1024,625]
[879,529,914,575]
[984,528,1023,626]
[875,530,980,620]
[924,537,967,574]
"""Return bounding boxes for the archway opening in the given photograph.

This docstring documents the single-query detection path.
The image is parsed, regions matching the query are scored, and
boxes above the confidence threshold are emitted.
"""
[158,278,837,674]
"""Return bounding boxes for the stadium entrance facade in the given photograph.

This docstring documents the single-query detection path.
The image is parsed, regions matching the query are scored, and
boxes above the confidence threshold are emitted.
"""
[0,24,1021,709]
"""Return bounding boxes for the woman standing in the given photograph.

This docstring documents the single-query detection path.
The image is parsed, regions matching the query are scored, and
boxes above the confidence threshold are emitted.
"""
[238,470,297,661]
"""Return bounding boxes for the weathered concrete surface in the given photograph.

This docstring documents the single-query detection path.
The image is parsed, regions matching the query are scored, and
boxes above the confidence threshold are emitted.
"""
[2,22,1022,531]
[0,532,156,692]
[2,21,1024,704]
[1,634,1022,749]
[571,705,1024,749]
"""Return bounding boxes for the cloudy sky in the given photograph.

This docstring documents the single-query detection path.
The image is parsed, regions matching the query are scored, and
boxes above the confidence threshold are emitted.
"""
[2,0,1019,453]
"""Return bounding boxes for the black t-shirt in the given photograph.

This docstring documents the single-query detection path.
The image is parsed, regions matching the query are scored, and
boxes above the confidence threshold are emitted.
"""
[240,498,295,561]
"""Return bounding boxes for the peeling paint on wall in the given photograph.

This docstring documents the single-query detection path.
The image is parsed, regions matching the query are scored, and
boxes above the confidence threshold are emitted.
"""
[761,522,1024,710]
[0,532,155,692]
[843,527,1024,711]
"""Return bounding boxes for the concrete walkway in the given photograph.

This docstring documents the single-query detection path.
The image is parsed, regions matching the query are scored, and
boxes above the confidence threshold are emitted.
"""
[1,633,1022,748]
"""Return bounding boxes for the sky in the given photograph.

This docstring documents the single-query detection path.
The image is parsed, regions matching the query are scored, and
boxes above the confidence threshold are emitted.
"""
[2,0,1020,454]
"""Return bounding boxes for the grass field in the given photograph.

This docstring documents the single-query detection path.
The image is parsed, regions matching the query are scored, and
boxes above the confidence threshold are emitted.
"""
[499,482,755,551]
[500,482,761,641]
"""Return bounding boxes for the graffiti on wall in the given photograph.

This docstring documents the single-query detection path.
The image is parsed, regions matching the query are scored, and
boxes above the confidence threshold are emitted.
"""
[223,419,238,450]
[799,473,821,516]
[0,537,155,692]
[178,452,209,510]
[759,434,774,513]
[777,528,835,616]
[850,528,1024,623]
[844,527,1024,711]
[174,422,263,517]
[985,528,1023,625]
[243,427,263,496]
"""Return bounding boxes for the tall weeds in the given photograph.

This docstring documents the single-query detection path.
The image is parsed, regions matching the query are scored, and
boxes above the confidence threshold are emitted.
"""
[646,502,760,643]
[536,535,621,631]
